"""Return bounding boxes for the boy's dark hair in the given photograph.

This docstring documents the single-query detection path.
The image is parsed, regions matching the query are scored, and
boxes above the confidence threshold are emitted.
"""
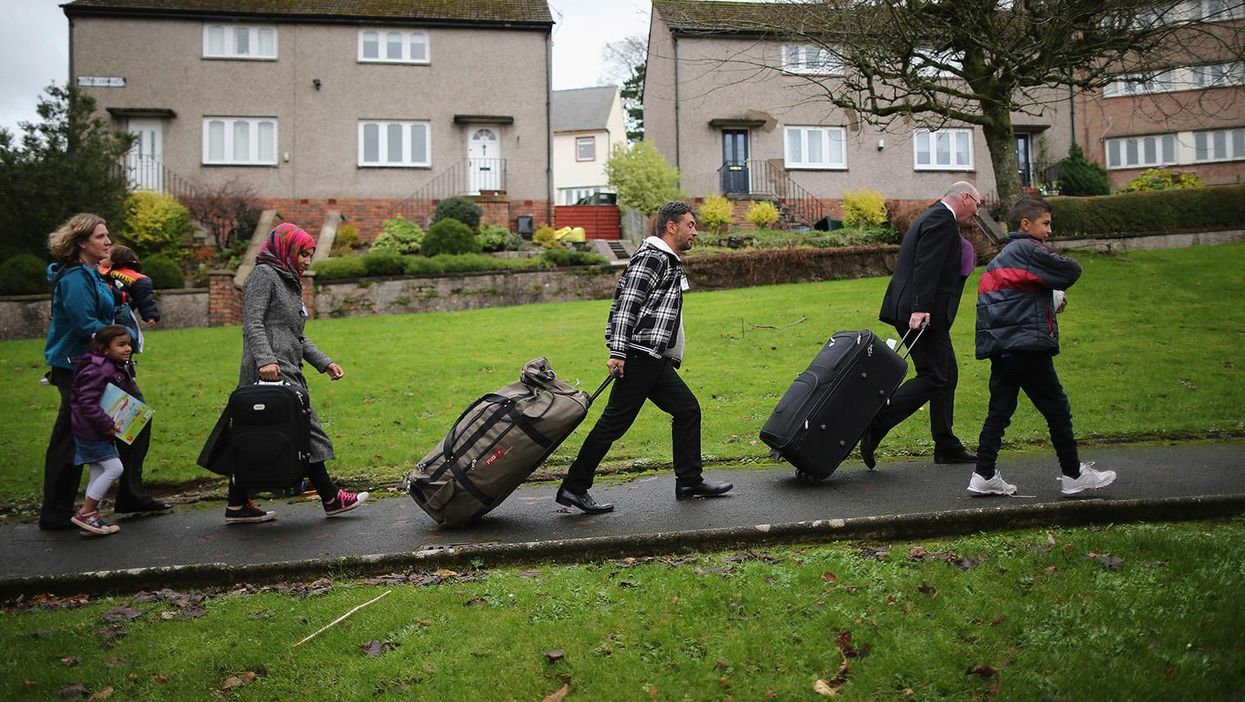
[655,201,694,237]
[109,245,142,271]
[1007,198,1053,231]
[88,324,131,354]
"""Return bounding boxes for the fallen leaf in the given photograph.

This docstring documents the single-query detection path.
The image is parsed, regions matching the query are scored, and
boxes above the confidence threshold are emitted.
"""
[542,684,570,702]
[917,582,938,597]
[103,657,128,667]
[884,594,897,605]
[434,569,459,578]
[88,686,114,700]
[57,682,89,699]
[952,556,982,570]
[908,546,928,560]
[813,679,839,697]
[647,686,660,698]
[1046,565,1058,574]
[361,640,398,657]
[822,572,838,582]
[151,674,168,683]
[102,606,143,622]
[904,688,915,697]
[219,671,258,691]
[858,546,890,560]
[991,615,1008,627]
[1088,553,1125,570]
[543,649,565,663]
[836,631,870,658]
[966,664,999,677]
[61,656,81,667]
[518,570,541,578]
[766,690,777,698]
[464,597,487,607]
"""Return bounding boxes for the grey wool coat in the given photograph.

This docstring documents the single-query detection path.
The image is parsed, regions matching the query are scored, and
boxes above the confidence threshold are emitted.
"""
[239,264,336,463]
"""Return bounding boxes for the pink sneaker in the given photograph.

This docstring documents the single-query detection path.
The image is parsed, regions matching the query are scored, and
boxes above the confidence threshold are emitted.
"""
[71,511,119,536]
[324,489,368,517]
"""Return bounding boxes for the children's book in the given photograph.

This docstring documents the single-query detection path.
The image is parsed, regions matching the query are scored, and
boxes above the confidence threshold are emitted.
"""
[102,383,154,445]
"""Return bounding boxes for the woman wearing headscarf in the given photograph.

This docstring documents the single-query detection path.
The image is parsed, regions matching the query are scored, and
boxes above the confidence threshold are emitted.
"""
[223,223,368,523]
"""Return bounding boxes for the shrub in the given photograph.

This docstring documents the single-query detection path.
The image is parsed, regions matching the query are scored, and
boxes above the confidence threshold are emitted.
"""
[1058,143,1110,197]
[143,254,184,289]
[541,249,609,267]
[432,196,483,230]
[605,140,683,215]
[180,179,262,249]
[744,201,780,228]
[698,195,734,234]
[1049,184,1245,238]
[532,225,559,249]
[119,191,192,259]
[840,189,888,228]
[422,218,482,256]
[1123,168,1204,192]
[330,222,362,257]
[0,253,49,295]
[312,256,367,280]
[358,252,407,277]
[370,216,424,255]
[480,225,523,252]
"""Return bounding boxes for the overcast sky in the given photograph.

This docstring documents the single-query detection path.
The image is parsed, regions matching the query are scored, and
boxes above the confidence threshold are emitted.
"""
[0,0,653,136]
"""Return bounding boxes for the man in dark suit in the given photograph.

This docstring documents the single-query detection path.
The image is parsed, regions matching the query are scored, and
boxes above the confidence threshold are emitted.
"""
[861,181,981,468]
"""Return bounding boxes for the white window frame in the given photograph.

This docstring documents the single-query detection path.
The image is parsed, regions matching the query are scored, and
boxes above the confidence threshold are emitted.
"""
[1193,0,1245,22]
[358,29,431,64]
[783,125,847,169]
[575,136,596,162]
[1193,127,1245,163]
[358,120,431,167]
[202,25,278,60]
[1105,133,1178,169]
[202,117,278,166]
[781,44,843,76]
[1104,62,1244,97]
[913,128,974,170]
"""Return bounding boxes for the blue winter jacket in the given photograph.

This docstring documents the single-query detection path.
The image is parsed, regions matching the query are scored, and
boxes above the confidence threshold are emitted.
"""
[975,233,1082,360]
[43,263,116,370]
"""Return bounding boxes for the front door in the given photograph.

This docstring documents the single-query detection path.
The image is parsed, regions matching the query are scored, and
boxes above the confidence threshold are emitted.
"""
[1015,133,1032,188]
[468,127,502,194]
[127,118,164,192]
[721,129,750,194]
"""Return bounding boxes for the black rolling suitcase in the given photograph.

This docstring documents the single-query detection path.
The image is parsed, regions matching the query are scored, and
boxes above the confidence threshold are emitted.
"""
[759,328,921,480]
[225,382,311,489]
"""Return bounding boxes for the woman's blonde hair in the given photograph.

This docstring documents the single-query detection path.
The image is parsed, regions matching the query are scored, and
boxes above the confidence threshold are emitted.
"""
[47,213,106,264]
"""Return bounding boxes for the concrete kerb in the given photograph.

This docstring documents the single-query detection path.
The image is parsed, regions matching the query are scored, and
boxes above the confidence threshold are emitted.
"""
[3,493,1243,601]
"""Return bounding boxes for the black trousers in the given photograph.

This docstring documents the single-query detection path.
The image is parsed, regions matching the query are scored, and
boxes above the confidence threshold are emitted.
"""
[41,367,155,526]
[227,461,337,506]
[561,351,703,493]
[975,352,1080,477]
[870,323,965,452]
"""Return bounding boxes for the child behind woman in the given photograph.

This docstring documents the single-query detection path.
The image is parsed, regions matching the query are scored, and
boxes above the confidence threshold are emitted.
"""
[69,324,140,535]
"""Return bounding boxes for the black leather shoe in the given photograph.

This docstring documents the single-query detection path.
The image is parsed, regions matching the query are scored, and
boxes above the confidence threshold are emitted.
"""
[114,497,172,513]
[934,449,979,464]
[859,427,879,469]
[675,480,733,500]
[38,518,77,531]
[555,487,614,514]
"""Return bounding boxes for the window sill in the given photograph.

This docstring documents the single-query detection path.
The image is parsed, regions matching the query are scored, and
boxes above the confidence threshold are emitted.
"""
[202,56,278,62]
[358,59,431,66]
[784,165,847,171]
[913,166,975,172]
[357,164,432,169]
[202,162,279,167]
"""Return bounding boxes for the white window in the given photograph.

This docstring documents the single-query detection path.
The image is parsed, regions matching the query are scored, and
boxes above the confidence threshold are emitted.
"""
[1194,0,1245,21]
[576,136,596,161]
[1194,61,1245,88]
[358,120,430,167]
[203,25,277,60]
[202,117,277,165]
[1105,134,1178,169]
[913,129,973,170]
[783,126,847,169]
[1194,128,1245,162]
[358,29,430,64]
[781,44,842,75]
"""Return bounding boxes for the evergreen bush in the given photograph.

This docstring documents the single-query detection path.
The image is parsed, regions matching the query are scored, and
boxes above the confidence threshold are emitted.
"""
[119,191,193,259]
[698,195,734,234]
[311,256,367,280]
[432,196,483,230]
[360,252,408,277]
[422,218,482,256]
[143,254,184,289]
[370,216,424,255]
[1049,184,1245,238]
[479,225,523,252]
[0,253,49,295]
[541,249,609,267]
[1057,144,1110,196]
[605,141,683,215]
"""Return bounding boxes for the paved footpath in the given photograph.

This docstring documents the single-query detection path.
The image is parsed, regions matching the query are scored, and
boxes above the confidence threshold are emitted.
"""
[2,441,1242,595]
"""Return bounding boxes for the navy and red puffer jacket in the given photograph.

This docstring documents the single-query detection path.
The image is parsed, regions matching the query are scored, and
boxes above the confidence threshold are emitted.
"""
[975,233,1082,360]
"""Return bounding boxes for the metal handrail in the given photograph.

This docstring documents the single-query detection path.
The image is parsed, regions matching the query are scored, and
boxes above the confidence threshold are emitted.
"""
[120,154,200,200]
[717,159,825,227]
[385,158,507,222]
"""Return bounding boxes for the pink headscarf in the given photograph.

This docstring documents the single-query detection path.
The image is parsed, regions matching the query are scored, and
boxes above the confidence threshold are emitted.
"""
[256,222,316,283]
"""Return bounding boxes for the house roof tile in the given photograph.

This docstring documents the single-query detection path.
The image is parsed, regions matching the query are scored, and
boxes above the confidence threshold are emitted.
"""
[652,1,833,36]
[551,86,618,133]
[63,0,554,25]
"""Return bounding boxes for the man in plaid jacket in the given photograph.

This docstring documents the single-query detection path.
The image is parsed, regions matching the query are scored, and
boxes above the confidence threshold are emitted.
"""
[555,201,734,514]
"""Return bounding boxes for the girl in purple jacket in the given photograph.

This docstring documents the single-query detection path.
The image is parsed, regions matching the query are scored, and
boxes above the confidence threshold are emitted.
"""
[69,324,140,535]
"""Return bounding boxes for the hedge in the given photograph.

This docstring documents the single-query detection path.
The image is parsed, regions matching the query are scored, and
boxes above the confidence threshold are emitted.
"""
[312,253,561,281]
[1049,185,1245,238]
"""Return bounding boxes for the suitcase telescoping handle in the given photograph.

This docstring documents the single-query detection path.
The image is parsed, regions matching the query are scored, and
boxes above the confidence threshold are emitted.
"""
[588,372,617,405]
[897,323,927,360]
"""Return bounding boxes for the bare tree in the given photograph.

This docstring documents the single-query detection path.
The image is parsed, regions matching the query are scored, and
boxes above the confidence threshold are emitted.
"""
[681,0,1244,208]
[601,34,648,141]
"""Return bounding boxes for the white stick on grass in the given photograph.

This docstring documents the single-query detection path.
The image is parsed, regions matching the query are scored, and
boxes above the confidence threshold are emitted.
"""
[292,589,393,647]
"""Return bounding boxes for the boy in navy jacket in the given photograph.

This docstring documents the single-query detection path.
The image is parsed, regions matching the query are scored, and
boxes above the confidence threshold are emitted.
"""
[967,198,1116,497]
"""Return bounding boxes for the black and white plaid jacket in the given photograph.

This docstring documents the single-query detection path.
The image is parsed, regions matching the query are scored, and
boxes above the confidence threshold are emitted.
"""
[605,239,687,363]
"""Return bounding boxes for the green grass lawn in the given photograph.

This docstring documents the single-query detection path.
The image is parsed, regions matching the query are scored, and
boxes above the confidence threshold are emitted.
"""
[2,244,1243,508]
[3,519,1242,700]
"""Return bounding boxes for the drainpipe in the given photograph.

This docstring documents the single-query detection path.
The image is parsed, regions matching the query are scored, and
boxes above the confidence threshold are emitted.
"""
[673,35,681,172]
[1069,85,1077,148]
[546,29,554,225]
[67,17,74,81]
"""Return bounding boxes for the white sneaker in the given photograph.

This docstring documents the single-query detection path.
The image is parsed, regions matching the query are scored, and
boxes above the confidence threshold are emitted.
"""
[1060,462,1116,496]
[967,472,1017,496]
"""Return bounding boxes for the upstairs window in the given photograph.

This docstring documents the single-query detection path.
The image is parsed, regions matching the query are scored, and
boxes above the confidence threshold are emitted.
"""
[1105,133,1177,169]
[576,136,596,161]
[1194,61,1245,88]
[914,129,973,170]
[203,25,277,60]
[781,44,842,75]
[359,30,430,64]
[1193,0,1245,21]
[1194,128,1245,162]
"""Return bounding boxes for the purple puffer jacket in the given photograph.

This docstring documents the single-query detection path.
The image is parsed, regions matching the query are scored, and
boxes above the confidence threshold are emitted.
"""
[71,353,140,440]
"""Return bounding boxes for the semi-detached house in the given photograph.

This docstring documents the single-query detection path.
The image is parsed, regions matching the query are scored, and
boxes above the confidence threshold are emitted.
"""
[63,0,555,239]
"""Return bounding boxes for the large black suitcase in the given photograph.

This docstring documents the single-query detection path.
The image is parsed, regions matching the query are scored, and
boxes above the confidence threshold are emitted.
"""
[759,328,919,480]
[226,382,311,489]
[405,358,613,527]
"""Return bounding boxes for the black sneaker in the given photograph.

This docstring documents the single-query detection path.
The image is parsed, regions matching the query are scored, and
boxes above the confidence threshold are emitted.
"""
[225,500,276,524]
